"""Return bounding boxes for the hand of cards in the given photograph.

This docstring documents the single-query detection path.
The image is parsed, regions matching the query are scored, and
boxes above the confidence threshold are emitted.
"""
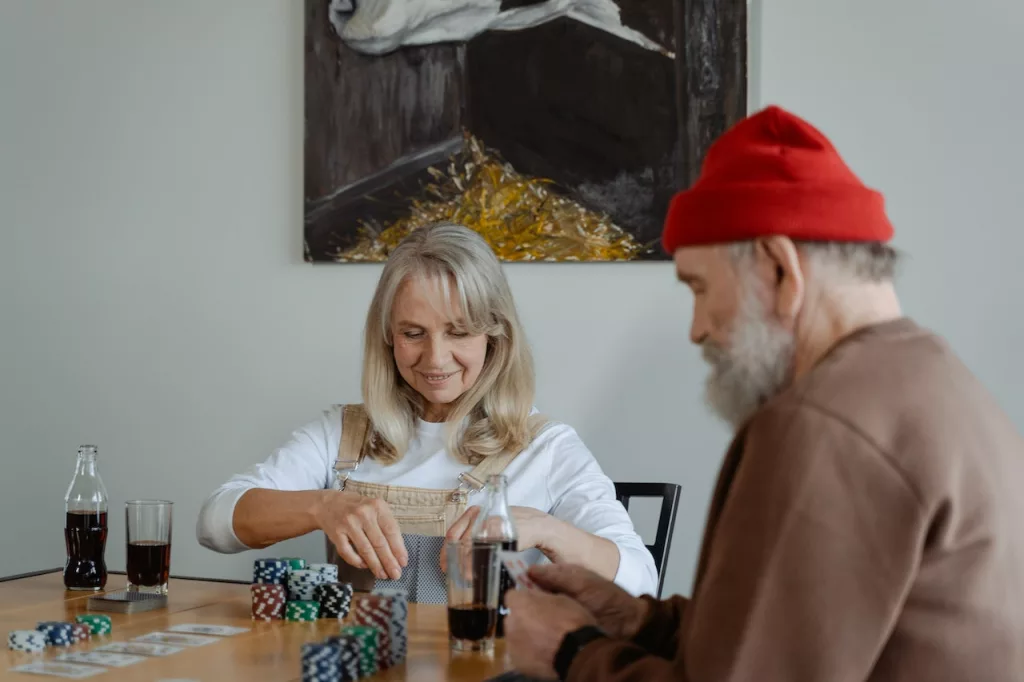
[499,550,541,591]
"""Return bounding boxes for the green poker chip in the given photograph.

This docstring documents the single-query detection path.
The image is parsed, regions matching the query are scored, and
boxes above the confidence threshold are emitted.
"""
[74,614,112,635]
[340,625,379,677]
[285,600,319,622]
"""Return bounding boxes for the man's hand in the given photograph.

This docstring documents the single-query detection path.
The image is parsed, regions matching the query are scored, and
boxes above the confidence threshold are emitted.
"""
[528,564,650,639]
[312,490,408,580]
[505,589,598,680]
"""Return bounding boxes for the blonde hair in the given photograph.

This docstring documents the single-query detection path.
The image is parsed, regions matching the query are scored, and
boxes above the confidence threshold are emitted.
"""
[361,222,546,465]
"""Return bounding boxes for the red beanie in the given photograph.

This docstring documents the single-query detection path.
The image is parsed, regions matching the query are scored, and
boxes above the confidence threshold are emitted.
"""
[662,105,894,254]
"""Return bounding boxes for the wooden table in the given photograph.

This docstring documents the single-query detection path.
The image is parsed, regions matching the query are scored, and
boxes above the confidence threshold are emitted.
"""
[1,571,513,681]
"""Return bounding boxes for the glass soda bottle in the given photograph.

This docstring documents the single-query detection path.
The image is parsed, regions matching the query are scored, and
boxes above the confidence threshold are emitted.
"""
[64,445,109,591]
[470,474,518,637]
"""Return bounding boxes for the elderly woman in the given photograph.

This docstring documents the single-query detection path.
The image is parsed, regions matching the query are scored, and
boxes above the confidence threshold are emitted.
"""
[197,222,657,601]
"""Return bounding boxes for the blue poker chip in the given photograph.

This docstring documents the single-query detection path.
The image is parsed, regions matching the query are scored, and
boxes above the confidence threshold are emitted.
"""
[35,622,75,647]
[301,642,346,682]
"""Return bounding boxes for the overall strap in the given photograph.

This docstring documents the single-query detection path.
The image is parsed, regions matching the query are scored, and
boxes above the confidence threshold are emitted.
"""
[452,449,521,503]
[333,404,371,490]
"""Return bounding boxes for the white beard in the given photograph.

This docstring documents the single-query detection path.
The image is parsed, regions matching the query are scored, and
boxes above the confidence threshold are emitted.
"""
[328,0,670,56]
[702,279,796,430]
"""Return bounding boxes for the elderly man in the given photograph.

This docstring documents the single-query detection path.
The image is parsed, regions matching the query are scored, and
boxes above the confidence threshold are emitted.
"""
[505,105,1024,681]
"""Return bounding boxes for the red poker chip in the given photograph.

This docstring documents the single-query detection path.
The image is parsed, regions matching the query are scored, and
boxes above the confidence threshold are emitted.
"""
[69,624,91,643]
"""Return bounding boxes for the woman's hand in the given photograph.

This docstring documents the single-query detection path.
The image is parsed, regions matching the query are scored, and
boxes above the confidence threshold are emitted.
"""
[444,505,561,556]
[443,504,621,580]
[313,490,408,580]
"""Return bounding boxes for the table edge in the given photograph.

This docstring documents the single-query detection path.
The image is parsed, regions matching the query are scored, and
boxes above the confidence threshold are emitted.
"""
[0,569,249,586]
[0,567,61,583]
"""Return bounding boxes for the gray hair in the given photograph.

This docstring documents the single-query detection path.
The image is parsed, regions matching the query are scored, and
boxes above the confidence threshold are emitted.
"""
[728,240,900,283]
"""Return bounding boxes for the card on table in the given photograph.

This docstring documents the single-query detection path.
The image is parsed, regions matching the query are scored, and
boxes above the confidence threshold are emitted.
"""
[499,550,540,591]
[56,651,148,668]
[133,632,220,647]
[95,641,184,656]
[166,623,249,636]
[8,661,107,678]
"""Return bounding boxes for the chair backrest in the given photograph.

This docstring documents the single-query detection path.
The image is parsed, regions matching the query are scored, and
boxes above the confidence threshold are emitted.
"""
[614,482,681,598]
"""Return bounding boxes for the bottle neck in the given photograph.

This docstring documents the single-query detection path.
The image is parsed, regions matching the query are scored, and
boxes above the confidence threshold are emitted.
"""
[76,454,98,477]
[67,447,107,513]
[485,480,512,517]
[474,474,516,541]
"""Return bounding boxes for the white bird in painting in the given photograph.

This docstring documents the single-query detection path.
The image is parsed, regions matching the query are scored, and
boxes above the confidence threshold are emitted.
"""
[328,0,671,57]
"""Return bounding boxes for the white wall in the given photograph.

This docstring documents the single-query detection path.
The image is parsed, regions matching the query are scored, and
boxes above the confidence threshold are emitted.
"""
[1,0,1021,603]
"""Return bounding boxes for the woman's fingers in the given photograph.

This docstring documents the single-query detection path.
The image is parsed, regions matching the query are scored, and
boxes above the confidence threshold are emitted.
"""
[374,502,409,568]
[334,534,366,570]
[446,505,481,542]
[364,520,403,580]
[347,525,389,579]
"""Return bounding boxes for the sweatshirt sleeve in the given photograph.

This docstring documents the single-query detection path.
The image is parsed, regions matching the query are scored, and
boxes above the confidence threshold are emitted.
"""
[544,426,659,597]
[630,594,688,658]
[567,403,927,682]
[195,407,339,554]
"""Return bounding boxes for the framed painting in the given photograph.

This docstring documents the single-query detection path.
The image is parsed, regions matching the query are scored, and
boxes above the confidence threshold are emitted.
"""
[304,0,746,262]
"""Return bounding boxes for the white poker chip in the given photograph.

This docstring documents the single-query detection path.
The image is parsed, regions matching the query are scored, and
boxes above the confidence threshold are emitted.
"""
[8,630,47,652]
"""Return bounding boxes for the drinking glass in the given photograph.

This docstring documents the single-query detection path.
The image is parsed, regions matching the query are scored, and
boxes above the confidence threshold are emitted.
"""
[446,538,499,652]
[125,500,173,595]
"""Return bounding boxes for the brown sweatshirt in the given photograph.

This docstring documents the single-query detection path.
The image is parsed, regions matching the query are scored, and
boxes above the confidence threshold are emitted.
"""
[570,318,1024,682]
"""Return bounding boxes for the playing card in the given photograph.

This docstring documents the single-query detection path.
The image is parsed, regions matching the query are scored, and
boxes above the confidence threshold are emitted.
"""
[95,641,184,656]
[133,632,220,647]
[166,623,249,636]
[499,550,540,590]
[56,651,147,667]
[8,662,107,678]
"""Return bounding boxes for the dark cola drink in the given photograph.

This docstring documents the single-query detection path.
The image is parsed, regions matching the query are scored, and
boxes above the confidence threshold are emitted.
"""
[64,446,109,591]
[470,475,518,638]
[126,541,171,588]
[64,510,108,590]
[447,604,497,640]
[125,500,173,594]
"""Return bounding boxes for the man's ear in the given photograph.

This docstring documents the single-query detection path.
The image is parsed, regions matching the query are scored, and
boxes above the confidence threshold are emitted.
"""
[756,236,804,324]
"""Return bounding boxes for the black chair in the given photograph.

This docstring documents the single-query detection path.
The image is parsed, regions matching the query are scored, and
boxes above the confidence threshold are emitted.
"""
[614,482,681,598]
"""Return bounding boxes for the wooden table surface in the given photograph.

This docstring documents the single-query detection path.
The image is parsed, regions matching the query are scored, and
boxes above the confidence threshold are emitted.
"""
[0,571,513,681]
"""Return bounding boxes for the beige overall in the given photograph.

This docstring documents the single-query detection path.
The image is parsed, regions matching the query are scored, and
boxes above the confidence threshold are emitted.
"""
[326,404,517,602]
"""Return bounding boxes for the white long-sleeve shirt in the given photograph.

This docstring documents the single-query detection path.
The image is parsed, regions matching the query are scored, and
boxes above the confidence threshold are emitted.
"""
[197,405,658,596]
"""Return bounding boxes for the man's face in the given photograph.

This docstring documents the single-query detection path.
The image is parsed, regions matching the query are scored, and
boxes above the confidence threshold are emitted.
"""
[674,244,796,428]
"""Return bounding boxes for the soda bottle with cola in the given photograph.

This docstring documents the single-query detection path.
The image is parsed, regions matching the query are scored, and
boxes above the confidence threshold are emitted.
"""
[64,445,109,590]
[470,474,517,637]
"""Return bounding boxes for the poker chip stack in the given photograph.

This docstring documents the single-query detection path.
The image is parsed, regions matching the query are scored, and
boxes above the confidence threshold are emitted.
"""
[300,642,344,682]
[339,625,380,678]
[74,614,112,636]
[288,569,325,602]
[7,630,47,652]
[69,623,91,644]
[315,582,353,620]
[371,587,409,666]
[307,563,339,583]
[352,593,408,670]
[251,584,287,621]
[281,557,307,573]
[253,558,289,585]
[285,600,321,622]
[35,622,75,648]
[322,634,362,681]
